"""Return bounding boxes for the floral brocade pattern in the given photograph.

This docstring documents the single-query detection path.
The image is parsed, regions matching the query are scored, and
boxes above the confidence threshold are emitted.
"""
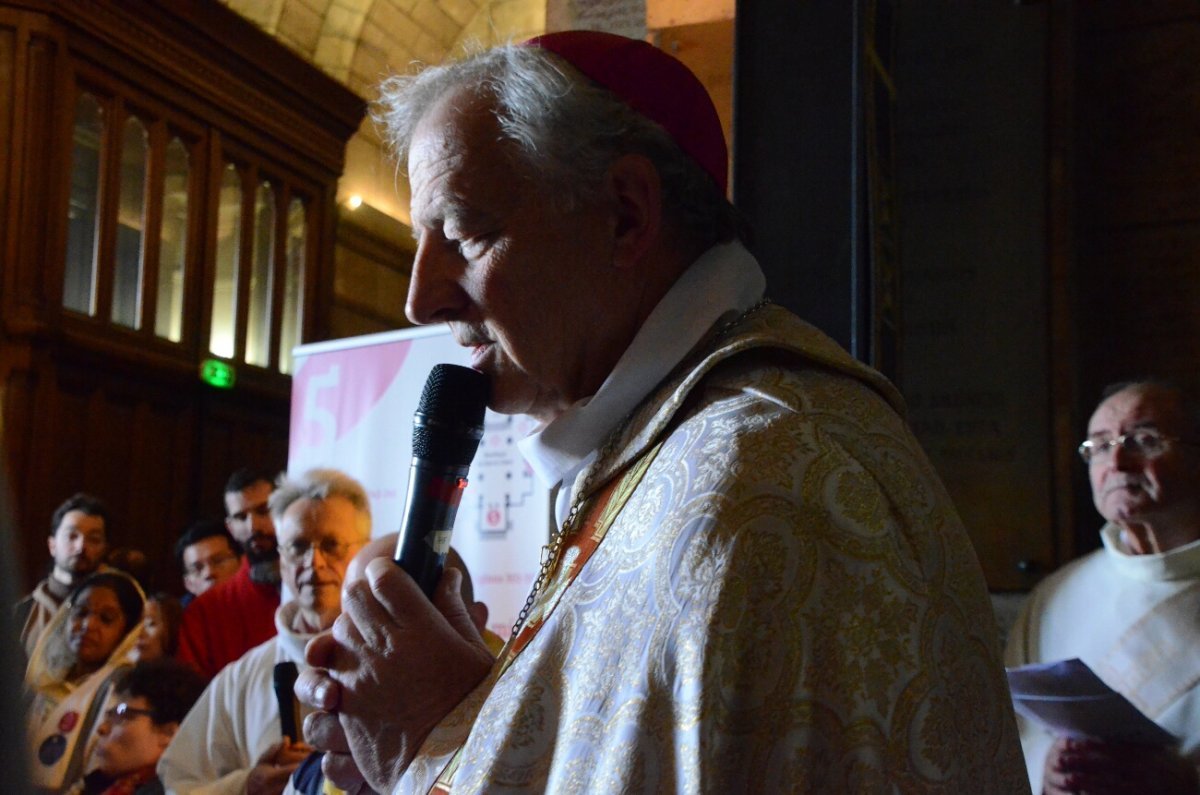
[406,306,1028,794]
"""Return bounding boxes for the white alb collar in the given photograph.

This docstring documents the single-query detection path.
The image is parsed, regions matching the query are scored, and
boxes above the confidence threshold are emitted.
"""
[517,241,765,518]
[1100,522,1200,583]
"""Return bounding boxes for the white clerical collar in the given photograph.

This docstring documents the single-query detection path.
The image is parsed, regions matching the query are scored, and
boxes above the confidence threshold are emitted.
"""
[1100,522,1200,583]
[274,601,322,662]
[517,241,765,520]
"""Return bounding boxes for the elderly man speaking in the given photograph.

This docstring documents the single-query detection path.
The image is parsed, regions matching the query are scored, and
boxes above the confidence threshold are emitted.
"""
[159,469,371,794]
[298,31,1027,794]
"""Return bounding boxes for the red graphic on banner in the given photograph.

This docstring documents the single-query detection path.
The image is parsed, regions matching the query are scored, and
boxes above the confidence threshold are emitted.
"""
[289,340,412,450]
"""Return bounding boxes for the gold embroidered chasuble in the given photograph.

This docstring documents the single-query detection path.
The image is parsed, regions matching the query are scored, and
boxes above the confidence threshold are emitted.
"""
[399,305,1028,794]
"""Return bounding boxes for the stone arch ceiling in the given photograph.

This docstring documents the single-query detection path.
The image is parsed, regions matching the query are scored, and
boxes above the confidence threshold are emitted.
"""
[218,0,545,99]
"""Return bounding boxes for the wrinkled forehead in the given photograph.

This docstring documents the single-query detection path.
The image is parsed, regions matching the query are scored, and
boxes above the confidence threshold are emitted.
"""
[1088,386,1188,436]
[408,91,522,206]
[278,494,365,543]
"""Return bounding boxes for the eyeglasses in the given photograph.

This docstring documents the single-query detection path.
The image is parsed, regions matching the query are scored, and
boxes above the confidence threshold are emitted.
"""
[279,537,355,564]
[1077,429,1191,464]
[104,702,155,724]
[183,552,239,578]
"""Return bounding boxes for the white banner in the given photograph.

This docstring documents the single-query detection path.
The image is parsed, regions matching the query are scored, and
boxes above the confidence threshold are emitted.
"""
[288,325,549,638]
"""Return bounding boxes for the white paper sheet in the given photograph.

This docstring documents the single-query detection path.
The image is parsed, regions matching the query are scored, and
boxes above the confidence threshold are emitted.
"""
[1007,658,1178,746]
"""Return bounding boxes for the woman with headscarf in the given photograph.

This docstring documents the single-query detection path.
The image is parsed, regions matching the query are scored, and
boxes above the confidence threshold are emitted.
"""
[26,570,145,793]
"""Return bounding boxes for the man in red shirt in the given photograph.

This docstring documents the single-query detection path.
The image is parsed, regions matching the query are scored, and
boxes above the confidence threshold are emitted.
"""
[177,469,281,679]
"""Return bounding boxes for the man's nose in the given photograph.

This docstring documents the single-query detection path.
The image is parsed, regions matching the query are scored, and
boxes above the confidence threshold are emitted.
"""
[406,237,467,325]
[97,720,111,737]
[1111,441,1139,470]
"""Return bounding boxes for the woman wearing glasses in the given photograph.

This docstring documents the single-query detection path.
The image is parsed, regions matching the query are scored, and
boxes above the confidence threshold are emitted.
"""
[25,570,145,792]
[64,658,205,795]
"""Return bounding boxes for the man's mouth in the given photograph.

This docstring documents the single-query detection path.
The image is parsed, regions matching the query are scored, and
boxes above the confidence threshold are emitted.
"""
[1106,479,1146,496]
[452,326,492,351]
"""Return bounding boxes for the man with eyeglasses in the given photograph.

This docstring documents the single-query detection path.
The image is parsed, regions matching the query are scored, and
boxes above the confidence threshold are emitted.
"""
[174,520,242,607]
[158,468,371,795]
[67,658,206,795]
[177,468,283,680]
[1006,380,1200,794]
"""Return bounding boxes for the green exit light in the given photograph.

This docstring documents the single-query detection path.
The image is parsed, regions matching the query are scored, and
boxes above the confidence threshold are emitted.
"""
[200,359,236,389]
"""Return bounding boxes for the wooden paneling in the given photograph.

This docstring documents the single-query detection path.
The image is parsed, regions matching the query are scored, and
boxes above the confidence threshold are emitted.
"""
[0,0,363,594]
[1082,1,1200,31]
[13,31,59,316]
[653,20,734,186]
[0,25,13,279]
[646,0,734,28]
[1065,5,1200,554]
[1075,12,1200,401]
[330,202,414,338]
[1077,19,1200,229]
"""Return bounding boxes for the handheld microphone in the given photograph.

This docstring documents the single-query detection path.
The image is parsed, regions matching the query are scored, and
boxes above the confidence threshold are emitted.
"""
[394,364,489,597]
[272,662,300,742]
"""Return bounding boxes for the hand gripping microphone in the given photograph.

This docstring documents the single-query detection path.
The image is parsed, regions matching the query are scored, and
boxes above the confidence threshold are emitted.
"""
[394,364,489,597]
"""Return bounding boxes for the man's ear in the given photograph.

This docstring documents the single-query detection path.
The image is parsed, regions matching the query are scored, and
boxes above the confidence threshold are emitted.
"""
[47,535,56,557]
[608,154,662,269]
[155,721,179,749]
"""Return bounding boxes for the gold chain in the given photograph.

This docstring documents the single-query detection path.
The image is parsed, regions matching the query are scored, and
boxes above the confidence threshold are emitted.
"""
[507,298,771,641]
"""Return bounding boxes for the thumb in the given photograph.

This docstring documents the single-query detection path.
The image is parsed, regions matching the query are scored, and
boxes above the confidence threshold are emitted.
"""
[255,738,287,765]
[432,567,485,646]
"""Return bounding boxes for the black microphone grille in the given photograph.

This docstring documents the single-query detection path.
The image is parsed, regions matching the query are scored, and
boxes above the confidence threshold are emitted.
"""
[413,365,489,464]
[417,364,489,425]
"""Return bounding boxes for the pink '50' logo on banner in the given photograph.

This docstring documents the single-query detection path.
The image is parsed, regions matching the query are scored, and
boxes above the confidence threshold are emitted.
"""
[289,341,412,452]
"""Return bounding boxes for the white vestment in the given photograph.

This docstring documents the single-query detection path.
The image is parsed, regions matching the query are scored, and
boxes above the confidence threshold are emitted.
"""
[395,244,1027,794]
[1005,524,1200,791]
[158,602,314,795]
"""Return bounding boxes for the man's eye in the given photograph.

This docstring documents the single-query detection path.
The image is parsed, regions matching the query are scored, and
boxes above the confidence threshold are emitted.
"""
[1133,432,1163,449]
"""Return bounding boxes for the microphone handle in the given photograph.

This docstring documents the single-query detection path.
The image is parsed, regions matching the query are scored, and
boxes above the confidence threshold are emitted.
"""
[273,662,299,742]
[395,458,470,597]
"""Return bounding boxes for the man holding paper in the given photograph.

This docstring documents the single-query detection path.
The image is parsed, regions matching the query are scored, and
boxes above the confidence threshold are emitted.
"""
[1006,380,1200,794]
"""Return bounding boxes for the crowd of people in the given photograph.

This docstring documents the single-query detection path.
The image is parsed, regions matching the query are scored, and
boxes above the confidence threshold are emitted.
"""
[16,467,287,792]
[17,466,498,795]
[11,27,1200,795]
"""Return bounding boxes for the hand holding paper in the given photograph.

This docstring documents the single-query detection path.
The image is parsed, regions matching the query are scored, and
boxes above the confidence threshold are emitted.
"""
[1007,658,1177,746]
